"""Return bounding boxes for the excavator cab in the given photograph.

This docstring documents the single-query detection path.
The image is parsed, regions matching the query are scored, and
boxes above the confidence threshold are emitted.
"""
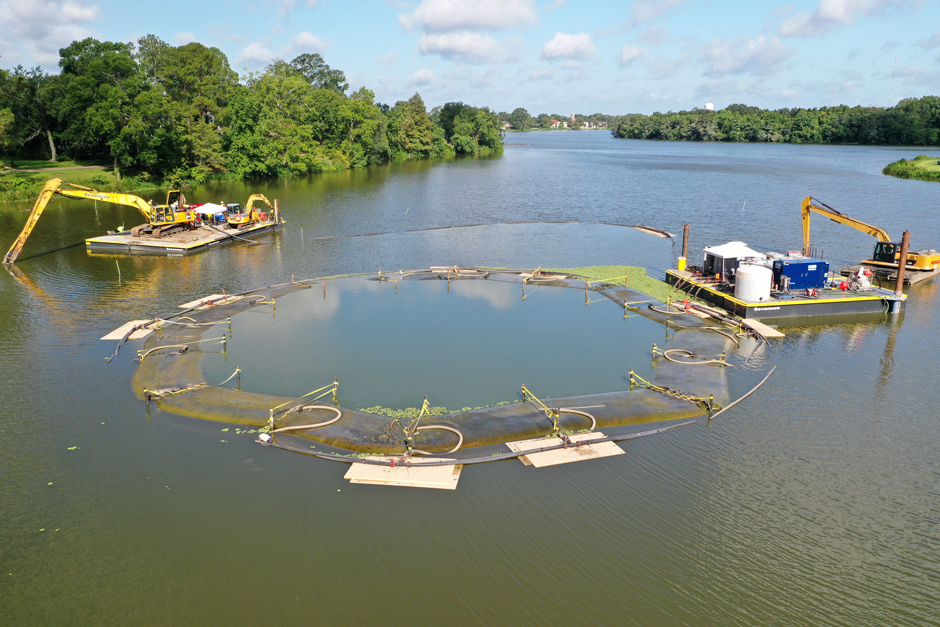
[871,242,900,264]
[166,190,185,208]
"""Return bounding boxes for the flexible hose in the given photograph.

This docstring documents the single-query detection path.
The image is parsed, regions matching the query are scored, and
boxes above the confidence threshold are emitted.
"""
[273,405,343,432]
[708,366,776,420]
[648,304,687,315]
[137,344,190,360]
[557,408,597,431]
[662,348,730,367]
[415,424,464,453]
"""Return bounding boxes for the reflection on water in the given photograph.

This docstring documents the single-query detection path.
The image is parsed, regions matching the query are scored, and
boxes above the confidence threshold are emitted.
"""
[1,133,939,627]
[202,277,660,410]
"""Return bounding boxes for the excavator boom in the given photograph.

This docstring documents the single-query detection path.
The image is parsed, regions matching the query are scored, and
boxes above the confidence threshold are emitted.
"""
[3,178,64,265]
[801,196,892,256]
[3,180,190,265]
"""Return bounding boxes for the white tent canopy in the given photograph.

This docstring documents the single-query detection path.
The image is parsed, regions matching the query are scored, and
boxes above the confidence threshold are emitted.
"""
[703,241,763,259]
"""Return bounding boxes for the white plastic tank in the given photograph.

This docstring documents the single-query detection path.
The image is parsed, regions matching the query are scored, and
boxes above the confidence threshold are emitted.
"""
[735,264,772,302]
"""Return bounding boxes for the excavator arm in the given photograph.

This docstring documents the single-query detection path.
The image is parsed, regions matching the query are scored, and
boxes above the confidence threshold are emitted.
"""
[3,179,156,265]
[801,196,893,256]
[244,194,273,213]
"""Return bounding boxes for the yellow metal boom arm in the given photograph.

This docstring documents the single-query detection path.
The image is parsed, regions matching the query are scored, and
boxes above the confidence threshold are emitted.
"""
[801,196,892,256]
[4,179,156,265]
[244,194,273,213]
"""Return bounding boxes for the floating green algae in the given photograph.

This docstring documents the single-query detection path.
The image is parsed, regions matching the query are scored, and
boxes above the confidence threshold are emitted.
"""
[546,265,702,304]
[359,400,519,420]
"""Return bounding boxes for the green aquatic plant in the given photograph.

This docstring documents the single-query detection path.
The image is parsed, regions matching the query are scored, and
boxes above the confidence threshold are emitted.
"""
[547,265,704,304]
[359,399,518,419]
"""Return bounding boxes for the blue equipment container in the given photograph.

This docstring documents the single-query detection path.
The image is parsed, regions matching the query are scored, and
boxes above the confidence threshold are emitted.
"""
[772,258,829,290]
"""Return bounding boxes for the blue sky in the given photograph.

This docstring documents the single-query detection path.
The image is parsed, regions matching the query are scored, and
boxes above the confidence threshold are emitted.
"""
[1,0,939,115]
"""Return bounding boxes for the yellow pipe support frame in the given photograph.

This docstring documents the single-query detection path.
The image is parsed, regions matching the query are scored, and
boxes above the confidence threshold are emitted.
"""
[270,380,339,414]
[628,369,722,414]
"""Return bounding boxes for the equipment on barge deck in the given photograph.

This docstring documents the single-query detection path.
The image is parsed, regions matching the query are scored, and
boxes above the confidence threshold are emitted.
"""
[3,179,197,264]
[801,196,940,272]
[225,194,274,229]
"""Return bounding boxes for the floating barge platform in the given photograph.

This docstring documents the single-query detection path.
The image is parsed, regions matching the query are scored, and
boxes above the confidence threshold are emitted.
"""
[85,219,281,256]
[666,269,905,320]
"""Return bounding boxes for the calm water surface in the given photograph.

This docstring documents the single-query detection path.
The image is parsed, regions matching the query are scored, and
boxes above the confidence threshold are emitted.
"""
[1,132,939,626]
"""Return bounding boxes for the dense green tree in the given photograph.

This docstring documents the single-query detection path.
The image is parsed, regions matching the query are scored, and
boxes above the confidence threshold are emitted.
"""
[611,99,940,146]
[289,53,348,93]
[508,107,533,130]
[0,66,59,162]
[0,107,14,165]
[0,36,505,184]
[386,93,434,159]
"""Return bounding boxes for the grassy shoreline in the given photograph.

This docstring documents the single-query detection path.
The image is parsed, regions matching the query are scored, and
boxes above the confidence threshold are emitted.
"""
[883,155,940,182]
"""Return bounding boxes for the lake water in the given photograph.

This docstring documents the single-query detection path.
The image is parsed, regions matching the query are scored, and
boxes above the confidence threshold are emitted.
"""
[1,132,939,626]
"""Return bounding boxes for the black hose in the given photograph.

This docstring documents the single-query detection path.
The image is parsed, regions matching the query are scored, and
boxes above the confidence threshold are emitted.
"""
[202,221,264,245]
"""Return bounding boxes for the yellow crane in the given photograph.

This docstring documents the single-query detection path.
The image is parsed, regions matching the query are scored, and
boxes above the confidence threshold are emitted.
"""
[801,196,940,271]
[3,179,196,265]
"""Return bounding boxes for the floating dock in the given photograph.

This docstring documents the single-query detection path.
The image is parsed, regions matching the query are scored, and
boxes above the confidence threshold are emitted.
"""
[666,269,905,320]
[85,219,280,256]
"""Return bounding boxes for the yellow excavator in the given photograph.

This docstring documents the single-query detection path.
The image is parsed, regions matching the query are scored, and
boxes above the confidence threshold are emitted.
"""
[801,196,940,271]
[224,194,274,229]
[3,179,197,265]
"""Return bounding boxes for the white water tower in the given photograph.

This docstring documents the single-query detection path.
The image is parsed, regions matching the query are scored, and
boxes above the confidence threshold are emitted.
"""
[705,103,714,111]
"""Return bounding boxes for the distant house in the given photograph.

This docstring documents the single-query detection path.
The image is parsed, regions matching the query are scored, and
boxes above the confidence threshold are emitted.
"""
[597,121,608,128]
[551,119,561,129]
[502,122,512,130]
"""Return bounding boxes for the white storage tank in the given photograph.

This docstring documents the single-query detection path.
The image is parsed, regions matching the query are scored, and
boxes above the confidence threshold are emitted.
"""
[735,264,772,302]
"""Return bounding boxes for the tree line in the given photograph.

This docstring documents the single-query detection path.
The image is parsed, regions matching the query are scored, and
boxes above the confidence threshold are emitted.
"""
[609,99,940,145]
[498,108,620,130]
[0,36,503,184]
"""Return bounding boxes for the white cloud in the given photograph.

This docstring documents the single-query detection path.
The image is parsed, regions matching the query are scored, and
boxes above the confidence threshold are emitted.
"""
[631,0,689,24]
[406,68,436,87]
[541,32,596,61]
[377,52,400,64]
[289,31,325,53]
[914,30,940,50]
[698,35,794,77]
[546,0,566,8]
[236,42,275,67]
[897,64,940,88]
[173,32,197,46]
[618,45,646,67]
[418,31,503,62]
[529,67,554,80]
[0,0,99,67]
[400,0,537,32]
[267,0,321,17]
[637,23,669,46]
[779,0,913,38]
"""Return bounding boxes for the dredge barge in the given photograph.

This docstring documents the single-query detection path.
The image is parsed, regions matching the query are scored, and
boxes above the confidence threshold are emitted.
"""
[3,179,283,263]
[667,240,905,321]
[86,217,281,256]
